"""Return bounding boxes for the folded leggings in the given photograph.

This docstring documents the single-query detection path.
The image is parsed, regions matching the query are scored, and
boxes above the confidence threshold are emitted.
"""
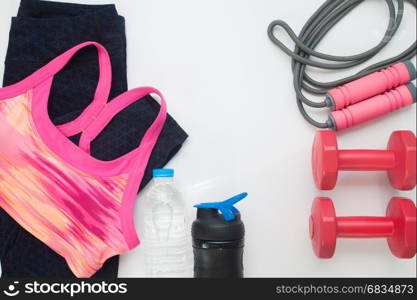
[0,0,188,278]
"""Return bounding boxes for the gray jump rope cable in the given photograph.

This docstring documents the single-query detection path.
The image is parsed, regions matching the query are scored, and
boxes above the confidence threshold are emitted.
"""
[267,0,416,128]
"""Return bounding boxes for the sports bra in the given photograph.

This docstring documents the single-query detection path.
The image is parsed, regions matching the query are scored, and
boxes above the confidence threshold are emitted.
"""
[0,42,167,277]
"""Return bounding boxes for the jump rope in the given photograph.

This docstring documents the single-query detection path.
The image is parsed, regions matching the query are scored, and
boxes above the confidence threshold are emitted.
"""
[268,0,416,130]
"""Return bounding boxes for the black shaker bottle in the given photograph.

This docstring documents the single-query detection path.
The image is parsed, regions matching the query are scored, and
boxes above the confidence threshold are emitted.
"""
[192,192,247,278]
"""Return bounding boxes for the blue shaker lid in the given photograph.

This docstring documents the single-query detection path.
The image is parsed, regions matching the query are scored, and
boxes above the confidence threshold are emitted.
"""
[194,192,247,221]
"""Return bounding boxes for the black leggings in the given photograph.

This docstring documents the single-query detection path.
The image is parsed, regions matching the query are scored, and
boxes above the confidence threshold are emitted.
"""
[0,0,188,278]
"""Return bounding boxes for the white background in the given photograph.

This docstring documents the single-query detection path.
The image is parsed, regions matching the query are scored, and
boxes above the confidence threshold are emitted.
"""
[0,0,415,278]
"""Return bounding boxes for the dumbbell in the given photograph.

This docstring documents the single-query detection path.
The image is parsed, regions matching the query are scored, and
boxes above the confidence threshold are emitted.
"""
[309,197,416,258]
[312,130,416,190]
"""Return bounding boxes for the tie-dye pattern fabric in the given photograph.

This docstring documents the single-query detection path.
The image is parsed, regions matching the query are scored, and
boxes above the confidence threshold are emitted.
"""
[0,41,168,278]
[0,91,130,277]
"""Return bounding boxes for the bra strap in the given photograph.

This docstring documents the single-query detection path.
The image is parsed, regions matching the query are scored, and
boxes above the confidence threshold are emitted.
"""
[0,41,111,116]
[79,86,167,174]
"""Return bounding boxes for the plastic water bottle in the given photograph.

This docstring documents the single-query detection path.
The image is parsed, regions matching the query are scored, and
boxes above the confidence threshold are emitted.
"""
[142,169,191,277]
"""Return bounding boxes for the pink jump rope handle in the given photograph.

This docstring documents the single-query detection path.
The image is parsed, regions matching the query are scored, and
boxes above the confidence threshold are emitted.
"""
[326,61,416,110]
[329,83,416,131]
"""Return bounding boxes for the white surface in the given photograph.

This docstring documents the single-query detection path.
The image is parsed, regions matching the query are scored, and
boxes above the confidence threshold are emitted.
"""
[0,0,415,278]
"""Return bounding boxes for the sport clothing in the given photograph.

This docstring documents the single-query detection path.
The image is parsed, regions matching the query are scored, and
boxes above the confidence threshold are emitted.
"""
[0,0,187,278]
[0,42,166,278]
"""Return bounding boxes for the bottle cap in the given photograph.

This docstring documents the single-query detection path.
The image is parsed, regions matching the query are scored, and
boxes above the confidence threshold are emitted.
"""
[153,169,174,178]
[194,192,247,221]
[192,193,247,242]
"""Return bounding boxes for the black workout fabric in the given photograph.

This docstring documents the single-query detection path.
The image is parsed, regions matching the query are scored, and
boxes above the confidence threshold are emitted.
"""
[0,0,188,278]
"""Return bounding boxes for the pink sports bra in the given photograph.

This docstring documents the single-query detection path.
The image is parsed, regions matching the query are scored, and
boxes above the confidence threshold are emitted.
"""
[0,42,167,277]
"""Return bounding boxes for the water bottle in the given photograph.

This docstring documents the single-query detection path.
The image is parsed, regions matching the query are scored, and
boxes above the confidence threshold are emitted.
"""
[192,192,247,278]
[142,169,191,277]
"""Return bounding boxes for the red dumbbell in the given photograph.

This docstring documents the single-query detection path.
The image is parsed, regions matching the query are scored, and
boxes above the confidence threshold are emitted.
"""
[309,197,416,259]
[312,130,416,190]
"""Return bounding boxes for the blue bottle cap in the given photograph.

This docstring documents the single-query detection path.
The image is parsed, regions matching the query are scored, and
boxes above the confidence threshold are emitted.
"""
[153,169,174,178]
[194,192,248,221]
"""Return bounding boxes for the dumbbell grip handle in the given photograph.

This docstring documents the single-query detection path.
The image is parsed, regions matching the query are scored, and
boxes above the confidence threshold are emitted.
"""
[338,150,396,170]
[337,217,394,238]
